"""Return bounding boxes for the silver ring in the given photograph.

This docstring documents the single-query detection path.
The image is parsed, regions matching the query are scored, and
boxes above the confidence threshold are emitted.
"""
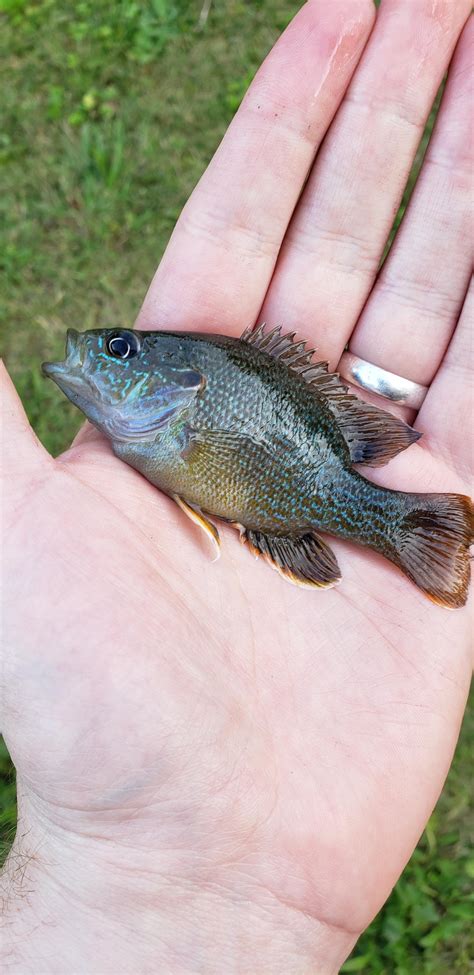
[338,351,428,410]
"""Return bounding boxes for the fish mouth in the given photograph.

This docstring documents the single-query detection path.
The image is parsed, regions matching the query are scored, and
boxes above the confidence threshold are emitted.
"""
[42,329,85,391]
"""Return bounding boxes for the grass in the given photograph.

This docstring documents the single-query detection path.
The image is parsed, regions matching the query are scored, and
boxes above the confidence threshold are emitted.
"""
[2,0,294,451]
[0,1,472,972]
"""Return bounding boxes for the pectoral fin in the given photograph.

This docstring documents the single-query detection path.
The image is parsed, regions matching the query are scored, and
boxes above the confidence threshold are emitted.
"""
[237,527,341,589]
[173,495,221,561]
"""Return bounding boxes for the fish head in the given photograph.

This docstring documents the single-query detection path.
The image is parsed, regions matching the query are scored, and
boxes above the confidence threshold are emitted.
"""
[42,328,204,443]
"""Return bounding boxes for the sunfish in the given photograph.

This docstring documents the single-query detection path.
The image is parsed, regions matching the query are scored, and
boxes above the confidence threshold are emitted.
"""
[43,324,473,608]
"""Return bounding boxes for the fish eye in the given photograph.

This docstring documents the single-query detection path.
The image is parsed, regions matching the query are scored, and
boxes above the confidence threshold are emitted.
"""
[106,331,140,360]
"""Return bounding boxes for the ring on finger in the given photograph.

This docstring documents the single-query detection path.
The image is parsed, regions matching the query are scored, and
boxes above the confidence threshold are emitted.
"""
[337,351,428,411]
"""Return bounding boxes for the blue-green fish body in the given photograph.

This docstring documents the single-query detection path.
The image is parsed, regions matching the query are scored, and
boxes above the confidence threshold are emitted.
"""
[43,325,473,606]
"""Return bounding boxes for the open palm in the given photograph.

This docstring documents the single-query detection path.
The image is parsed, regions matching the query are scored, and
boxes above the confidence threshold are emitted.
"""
[2,2,472,972]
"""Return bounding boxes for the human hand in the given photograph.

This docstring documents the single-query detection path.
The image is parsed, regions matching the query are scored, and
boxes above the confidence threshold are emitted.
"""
[2,2,472,973]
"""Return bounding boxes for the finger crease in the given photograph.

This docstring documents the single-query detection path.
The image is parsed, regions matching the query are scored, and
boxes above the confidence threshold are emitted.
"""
[287,221,376,272]
[179,204,280,260]
[344,90,427,134]
[379,278,463,318]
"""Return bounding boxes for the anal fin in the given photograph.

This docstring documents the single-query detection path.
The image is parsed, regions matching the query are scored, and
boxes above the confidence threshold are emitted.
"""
[173,495,220,561]
[238,527,341,589]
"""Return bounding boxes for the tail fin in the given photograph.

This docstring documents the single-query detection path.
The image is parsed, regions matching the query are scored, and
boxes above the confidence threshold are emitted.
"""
[392,494,473,608]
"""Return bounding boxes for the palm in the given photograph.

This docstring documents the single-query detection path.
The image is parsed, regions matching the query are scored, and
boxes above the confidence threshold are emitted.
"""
[3,415,471,933]
[2,0,472,956]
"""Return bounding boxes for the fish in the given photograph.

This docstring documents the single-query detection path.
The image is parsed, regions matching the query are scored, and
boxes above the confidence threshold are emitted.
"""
[42,324,473,608]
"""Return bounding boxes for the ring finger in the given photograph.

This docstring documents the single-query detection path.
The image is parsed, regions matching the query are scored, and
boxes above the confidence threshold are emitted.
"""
[347,14,473,405]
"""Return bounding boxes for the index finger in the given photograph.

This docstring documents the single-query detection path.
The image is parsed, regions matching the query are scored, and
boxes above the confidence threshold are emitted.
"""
[136,0,375,333]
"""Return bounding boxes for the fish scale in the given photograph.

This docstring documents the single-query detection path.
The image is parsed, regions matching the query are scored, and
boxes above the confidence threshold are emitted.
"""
[43,324,473,607]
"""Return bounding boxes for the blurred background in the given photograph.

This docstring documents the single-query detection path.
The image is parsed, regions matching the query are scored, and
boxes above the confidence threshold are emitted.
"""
[1,1,472,972]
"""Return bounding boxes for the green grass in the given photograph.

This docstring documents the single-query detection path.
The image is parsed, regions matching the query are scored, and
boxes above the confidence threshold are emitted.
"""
[1,0,295,451]
[0,2,472,972]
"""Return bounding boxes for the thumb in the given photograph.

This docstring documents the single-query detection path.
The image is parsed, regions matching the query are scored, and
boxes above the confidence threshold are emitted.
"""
[0,360,52,489]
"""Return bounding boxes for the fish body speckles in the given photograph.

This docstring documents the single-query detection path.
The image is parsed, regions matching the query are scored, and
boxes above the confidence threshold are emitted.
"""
[43,324,473,607]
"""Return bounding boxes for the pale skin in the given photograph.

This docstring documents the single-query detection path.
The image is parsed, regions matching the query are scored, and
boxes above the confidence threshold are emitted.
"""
[1,1,473,972]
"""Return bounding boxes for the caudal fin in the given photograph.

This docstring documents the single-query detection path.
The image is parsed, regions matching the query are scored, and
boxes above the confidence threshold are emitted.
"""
[392,494,473,608]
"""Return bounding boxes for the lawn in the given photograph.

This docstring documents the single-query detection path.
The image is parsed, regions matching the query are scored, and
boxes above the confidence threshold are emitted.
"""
[0,1,472,972]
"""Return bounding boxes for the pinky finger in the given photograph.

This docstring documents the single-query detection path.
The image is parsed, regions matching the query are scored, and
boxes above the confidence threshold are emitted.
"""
[417,279,473,482]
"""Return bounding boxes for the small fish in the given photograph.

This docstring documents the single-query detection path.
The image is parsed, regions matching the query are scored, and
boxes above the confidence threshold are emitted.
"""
[43,324,473,608]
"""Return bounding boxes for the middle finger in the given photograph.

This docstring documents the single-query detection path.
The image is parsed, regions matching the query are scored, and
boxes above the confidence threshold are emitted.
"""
[136,0,375,334]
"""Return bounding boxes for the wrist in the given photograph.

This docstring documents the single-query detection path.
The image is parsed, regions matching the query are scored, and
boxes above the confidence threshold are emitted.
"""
[1,824,357,974]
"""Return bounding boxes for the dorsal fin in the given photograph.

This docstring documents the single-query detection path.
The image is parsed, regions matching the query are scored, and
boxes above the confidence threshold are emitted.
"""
[240,324,421,467]
[240,322,315,369]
